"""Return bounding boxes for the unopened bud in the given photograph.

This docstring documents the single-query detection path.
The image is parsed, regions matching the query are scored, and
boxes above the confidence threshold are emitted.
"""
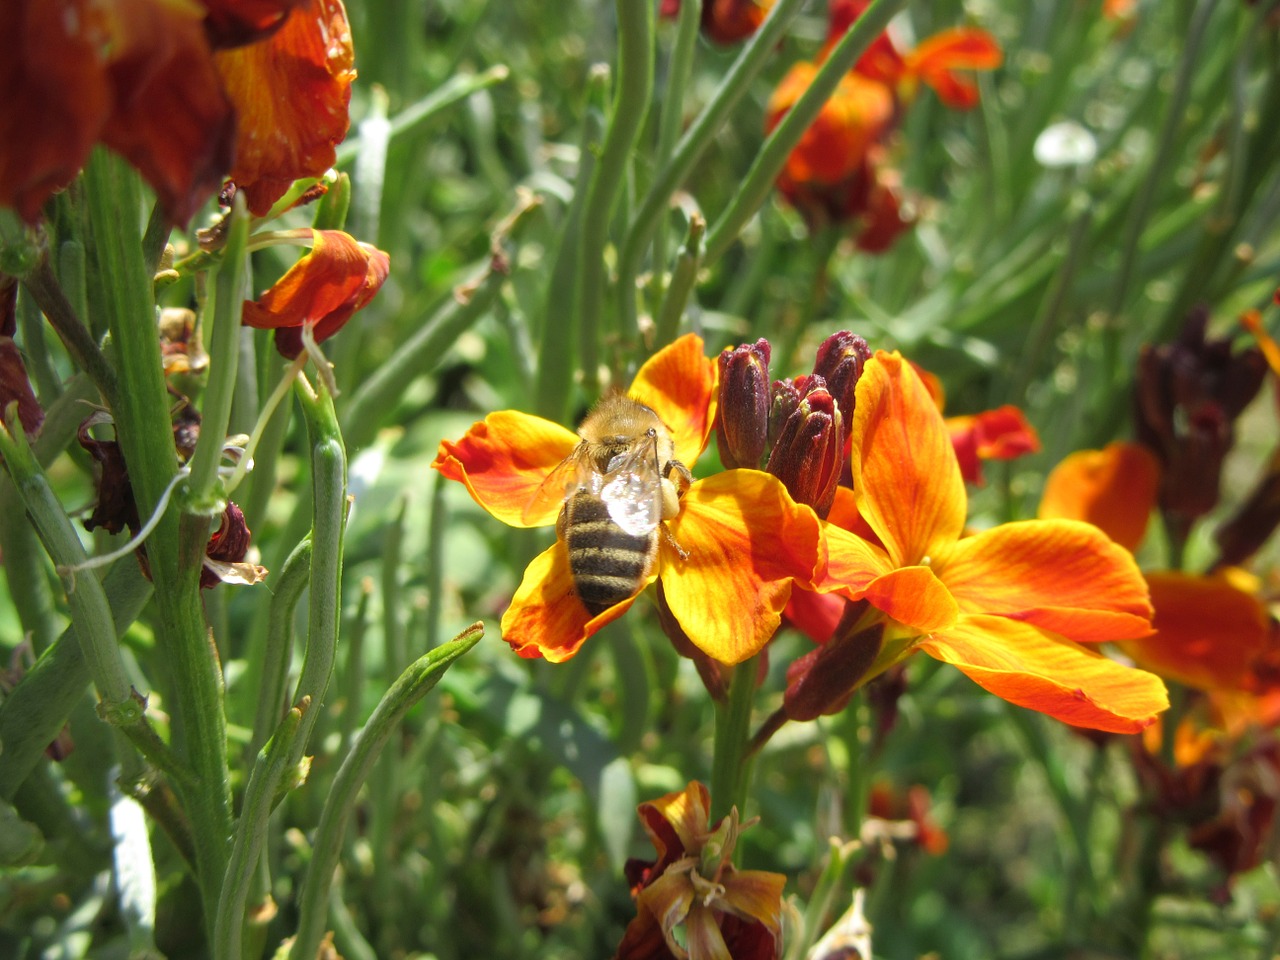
[765,384,842,517]
[811,331,869,437]
[715,339,771,469]
[784,620,884,722]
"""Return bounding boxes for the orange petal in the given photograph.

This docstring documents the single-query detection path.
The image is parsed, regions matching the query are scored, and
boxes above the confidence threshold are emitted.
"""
[242,230,388,349]
[1119,571,1272,692]
[203,0,304,47]
[905,29,1003,110]
[820,523,893,594]
[863,565,958,633]
[850,352,966,566]
[628,333,718,470]
[638,781,710,855]
[936,519,1153,642]
[720,869,788,935]
[920,614,1169,733]
[661,471,824,665]
[432,411,580,527]
[215,0,355,216]
[1038,442,1159,552]
[500,539,640,662]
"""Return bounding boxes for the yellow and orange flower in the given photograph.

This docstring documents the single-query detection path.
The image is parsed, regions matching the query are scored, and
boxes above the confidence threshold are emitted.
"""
[615,782,786,960]
[818,352,1166,733]
[242,228,390,358]
[432,334,825,665]
[0,0,352,225]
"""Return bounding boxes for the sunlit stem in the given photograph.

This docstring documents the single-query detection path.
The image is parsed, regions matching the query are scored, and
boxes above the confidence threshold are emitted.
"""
[709,653,760,833]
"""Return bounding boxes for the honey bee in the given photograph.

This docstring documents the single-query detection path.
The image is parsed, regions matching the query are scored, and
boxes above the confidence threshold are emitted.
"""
[525,394,692,615]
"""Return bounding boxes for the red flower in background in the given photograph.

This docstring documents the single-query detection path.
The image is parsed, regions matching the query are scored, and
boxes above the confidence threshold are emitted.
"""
[0,0,353,226]
[660,0,774,45]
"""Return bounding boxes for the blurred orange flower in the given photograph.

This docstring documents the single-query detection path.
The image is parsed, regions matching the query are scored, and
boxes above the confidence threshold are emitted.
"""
[0,0,352,225]
[819,352,1165,733]
[615,782,786,960]
[433,334,824,665]
[242,228,390,359]
[660,0,773,45]
[946,406,1041,486]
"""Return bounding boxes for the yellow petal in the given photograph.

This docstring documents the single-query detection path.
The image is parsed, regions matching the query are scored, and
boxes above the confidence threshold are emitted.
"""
[628,332,719,469]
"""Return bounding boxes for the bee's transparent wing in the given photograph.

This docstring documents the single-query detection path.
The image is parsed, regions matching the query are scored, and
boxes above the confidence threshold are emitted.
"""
[522,444,597,525]
[600,438,664,537]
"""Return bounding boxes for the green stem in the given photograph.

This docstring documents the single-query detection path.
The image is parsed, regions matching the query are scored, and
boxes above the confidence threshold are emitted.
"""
[186,194,249,506]
[247,537,313,759]
[621,0,807,304]
[648,0,703,316]
[702,0,906,267]
[577,0,654,390]
[286,380,347,770]
[214,701,304,960]
[20,259,118,407]
[709,654,759,827]
[288,625,483,960]
[84,147,231,930]
[533,68,608,423]
[653,213,705,348]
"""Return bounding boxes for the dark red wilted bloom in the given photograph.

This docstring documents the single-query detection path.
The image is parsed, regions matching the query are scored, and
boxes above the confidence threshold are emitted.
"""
[201,502,266,587]
[1134,306,1267,526]
[716,339,772,470]
[811,331,870,442]
[766,381,842,518]
[615,782,786,960]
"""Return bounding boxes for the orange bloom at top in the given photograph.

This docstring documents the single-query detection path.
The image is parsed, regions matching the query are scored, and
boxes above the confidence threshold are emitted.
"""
[0,0,353,225]
[819,352,1167,733]
[432,335,824,665]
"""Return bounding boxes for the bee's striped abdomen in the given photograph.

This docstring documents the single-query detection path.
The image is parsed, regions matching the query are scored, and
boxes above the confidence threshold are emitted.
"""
[563,492,658,616]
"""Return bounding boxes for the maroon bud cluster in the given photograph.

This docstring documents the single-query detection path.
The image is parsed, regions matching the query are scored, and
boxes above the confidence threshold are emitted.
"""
[715,338,771,469]
[810,330,869,443]
[766,381,842,518]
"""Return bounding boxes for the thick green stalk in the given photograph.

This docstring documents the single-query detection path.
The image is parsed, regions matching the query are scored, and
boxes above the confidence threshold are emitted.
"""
[83,148,231,929]
[576,0,654,390]
[653,213,705,347]
[621,0,806,325]
[709,655,759,828]
[702,0,907,267]
[288,625,483,960]
[246,538,313,759]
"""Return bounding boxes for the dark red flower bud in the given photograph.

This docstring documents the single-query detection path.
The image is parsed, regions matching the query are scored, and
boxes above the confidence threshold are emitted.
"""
[766,384,842,517]
[811,330,869,439]
[784,618,884,721]
[716,339,772,469]
[1134,306,1267,527]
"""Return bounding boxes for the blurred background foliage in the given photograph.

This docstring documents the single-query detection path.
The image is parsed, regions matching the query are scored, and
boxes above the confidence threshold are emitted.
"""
[5,0,1280,958]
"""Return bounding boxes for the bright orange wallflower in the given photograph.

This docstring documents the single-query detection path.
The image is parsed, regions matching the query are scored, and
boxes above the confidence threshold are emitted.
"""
[242,228,390,359]
[0,0,352,225]
[432,334,824,665]
[819,352,1166,733]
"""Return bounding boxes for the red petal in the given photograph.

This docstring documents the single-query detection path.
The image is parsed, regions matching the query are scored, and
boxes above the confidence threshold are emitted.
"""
[203,0,304,47]
[216,0,355,215]
[906,29,1003,110]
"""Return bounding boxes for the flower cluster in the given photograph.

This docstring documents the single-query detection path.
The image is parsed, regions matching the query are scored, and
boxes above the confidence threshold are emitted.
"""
[436,330,1166,734]
[766,1,1001,249]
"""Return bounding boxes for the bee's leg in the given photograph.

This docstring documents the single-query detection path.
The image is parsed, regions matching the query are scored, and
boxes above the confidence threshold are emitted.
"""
[663,459,693,497]
[555,502,569,542]
[660,522,689,561]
